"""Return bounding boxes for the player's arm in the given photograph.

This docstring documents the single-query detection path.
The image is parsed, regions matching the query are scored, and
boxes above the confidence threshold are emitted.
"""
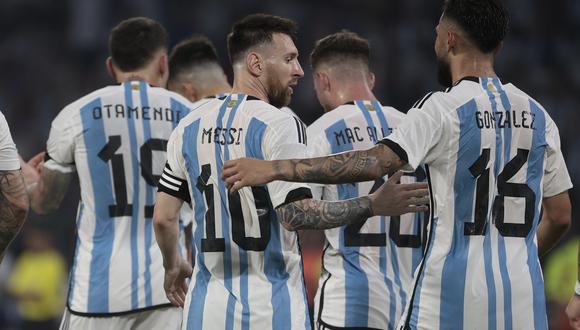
[536,191,571,257]
[28,164,73,215]
[0,169,28,261]
[223,143,406,191]
[276,171,428,231]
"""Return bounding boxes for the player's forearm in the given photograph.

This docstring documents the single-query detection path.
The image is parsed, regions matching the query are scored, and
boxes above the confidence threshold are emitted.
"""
[272,144,401,184]
[537,211,570,257]
[0,170,29,258]
[276,197,373,231]
[153,212,181,269]
[29,168,71,214]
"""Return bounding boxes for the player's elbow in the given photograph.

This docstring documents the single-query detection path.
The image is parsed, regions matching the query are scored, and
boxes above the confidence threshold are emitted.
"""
[548,211,571,233]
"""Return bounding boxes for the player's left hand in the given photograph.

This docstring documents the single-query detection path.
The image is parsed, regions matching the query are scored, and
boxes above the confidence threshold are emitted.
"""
[566,294,580,329]
[163,258,193,308]
[19,152,44,189]
[222,157,276,192]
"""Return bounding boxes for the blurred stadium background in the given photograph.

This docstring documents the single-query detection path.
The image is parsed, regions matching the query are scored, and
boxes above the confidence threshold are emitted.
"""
[0,0,579,329]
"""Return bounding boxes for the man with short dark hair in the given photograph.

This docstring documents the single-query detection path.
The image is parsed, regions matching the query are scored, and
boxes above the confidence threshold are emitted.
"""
[222,1,573,329]
[167,35,231,103]
[307,31,425,330]
[26,17,193,329]
[153,13,427,330]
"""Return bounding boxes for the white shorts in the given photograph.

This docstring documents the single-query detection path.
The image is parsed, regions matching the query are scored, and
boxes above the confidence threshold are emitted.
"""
[59,306,182,330]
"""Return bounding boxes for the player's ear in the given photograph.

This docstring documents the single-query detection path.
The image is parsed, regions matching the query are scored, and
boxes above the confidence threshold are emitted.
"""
[158,53,169,82]
[368,72,376,90]
[106,57,117,81]
[447,31,457,52]
[246,52,263,77]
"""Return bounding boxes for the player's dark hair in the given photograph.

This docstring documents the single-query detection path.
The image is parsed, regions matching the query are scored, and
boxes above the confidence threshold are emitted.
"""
[310,31,370,69]
[227,13,298,64]
[168,35,220,81]
[109,17,169,71]
[443,0,509,53]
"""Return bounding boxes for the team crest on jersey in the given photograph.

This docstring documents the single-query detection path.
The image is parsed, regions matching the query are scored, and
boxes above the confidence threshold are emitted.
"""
[364,103,376,112]
[227,99,239,108]
[487,82,497,93]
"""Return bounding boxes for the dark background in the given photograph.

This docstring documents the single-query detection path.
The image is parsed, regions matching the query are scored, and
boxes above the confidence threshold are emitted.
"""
[0,0,578,328]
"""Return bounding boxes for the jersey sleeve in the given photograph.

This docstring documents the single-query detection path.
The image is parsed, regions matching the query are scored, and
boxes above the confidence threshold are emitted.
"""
[45,108,77,173]
[158,129,192,203]
[379,97,444,171]
[0,112,20,171]
[542,118,572,197]
[305,126,329,200]
[263,116,312,208]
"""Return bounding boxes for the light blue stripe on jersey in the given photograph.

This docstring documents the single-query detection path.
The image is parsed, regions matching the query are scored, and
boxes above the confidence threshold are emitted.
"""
[67,203,85,306]
[222,96,251,330]
[371,100,391,139]
[182,119,211,330]
[213,95,236,330]
[82,97,115,313]
[138,81,154,307]
[481,78,499,330]
[526,101,548,329]
[355,100,398,328]
[325,119,367,327]
[123,82,141,310]
[439,99,480,328]
[492,78,514,330]
[246,116,294,330]
[170,98,190,129]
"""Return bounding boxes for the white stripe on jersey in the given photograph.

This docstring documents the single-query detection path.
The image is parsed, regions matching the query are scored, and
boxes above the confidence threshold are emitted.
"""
[386,77,572,330]
[307,100,425,330]
[48,81,193,315]
[165,93,312,330]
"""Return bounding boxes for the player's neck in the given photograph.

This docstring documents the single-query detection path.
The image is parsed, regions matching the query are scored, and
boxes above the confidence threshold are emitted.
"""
[116,68,164,87]
[451,54,497,83]
[231,76,269,104]
[200,83,232,99]
[331,84,377,110]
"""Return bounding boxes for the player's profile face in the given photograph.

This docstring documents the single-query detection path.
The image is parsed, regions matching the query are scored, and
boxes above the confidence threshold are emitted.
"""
[263,33,304,107]
[434,18,453,87]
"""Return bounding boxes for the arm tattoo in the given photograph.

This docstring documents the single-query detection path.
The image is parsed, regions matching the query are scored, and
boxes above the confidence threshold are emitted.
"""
[0,170,28,256]
[274,145,402,184]
[32,168,72,214]
[276,197,373,231]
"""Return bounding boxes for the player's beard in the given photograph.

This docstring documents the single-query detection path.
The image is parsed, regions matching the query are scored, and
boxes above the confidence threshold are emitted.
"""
[267,75,292,108]
[437,57,453,88]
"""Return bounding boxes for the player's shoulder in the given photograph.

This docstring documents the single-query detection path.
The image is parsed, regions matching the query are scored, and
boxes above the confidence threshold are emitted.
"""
[55,85,118,125]
[503,83,556,125]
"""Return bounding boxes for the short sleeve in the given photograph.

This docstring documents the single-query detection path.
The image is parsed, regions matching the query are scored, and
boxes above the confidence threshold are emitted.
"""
[45,109,77,173]
[158,129,191,203]
[263,116,312,208]
[0,112,20,171]
[542,119,572,197]
[380,100,444,171]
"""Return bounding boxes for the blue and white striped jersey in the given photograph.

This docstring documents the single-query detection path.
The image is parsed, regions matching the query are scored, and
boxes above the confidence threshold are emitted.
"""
[45,81,193,315]
[158,93,313,330]
[383,77,573,330]
[307,100,425,330]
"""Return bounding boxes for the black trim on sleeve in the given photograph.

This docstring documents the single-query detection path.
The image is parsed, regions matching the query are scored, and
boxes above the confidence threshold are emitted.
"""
[277,187,313,208]
[377,139,409,164]
[158,163,191,203]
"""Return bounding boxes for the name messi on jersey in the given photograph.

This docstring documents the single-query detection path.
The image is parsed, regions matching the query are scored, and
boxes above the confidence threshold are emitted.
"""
[92,104,184,122]
[334,126,393,146]
[475,110,536,130]
[201,127,243,145]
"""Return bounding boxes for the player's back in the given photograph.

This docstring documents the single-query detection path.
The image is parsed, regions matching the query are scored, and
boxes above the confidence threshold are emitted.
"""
[399,77,571,329]
[307,100,424,329]
[167,93,311,329]
[47,81,192,315]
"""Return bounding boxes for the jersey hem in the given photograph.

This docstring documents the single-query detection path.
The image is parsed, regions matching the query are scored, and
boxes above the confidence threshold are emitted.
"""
[318,318,383,330]
[66,302,175,317]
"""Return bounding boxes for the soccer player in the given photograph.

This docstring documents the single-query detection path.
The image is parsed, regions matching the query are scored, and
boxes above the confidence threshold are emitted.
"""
[153,13,428,330]
[0,111,28,263]
[306,31,424,329]
[167,35,231,104]
[222,1,573,329]
[27,17,193,329]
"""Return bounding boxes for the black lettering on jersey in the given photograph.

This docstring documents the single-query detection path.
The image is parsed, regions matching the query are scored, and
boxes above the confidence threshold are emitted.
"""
[530,112,536,129]
[115,104,125,118]
[353,127,364,142]
[175,111,182,123]
[93,107,102,119]
[477,110,535,130]
[153,107,163,121]
[165,108,173,122]
[367,126,378,142]
[380,127,391,138]
[104,104,113,118]
[128,105,139,119]
[202,128,212,144]
[202,127,243,145]
[334,130,346,146]
[142,106,150,120]
[344,128,356,144]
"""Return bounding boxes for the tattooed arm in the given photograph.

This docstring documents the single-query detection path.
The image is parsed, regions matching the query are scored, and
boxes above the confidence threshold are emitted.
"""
[223,144,406,191]
[0,169,29,260]
[29,166,73,215]
[276,171,429,231]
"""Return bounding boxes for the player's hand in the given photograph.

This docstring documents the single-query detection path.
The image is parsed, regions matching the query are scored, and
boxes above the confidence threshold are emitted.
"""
[566,294,580,329]
[222,157,276,192]
[20,152,44,189]
[163,258,193,308]
[369,171,429,216]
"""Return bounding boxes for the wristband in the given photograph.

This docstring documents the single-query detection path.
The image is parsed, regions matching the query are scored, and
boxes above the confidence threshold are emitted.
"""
[575,281,580,296]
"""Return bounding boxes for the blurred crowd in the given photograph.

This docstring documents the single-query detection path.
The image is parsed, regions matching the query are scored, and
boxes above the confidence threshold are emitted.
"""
[0,0,578,329]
